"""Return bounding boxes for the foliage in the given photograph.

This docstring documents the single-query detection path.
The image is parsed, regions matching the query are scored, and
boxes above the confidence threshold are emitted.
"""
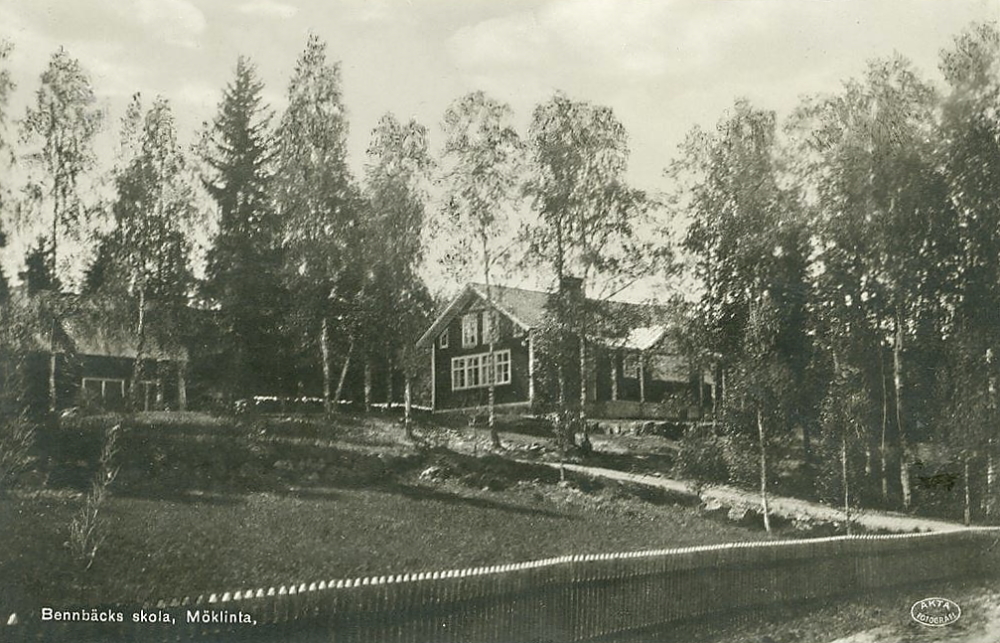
[674,431,729,485]
[814,366,876,507]
[0,303,36,493]
[19,235,60,295]
[275,34,363,409]
[673,99,812,528]
[20,47,103,285]
[439,91,523,281]
[0,38,14,155]
[199,56,287,399]
[522,93,658,446]
[439,90,523,446]
[524,93,657,291]
[361,113,436,400]
[0,40,14,300]
[67,423,120,570]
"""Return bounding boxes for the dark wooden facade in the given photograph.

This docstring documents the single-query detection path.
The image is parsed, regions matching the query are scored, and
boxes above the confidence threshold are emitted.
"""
[431,296,532,411]
[418,283,714,419]
[25,352,186,413]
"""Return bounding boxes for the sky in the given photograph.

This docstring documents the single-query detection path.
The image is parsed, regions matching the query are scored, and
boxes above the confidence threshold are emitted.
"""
[1,0,997,298]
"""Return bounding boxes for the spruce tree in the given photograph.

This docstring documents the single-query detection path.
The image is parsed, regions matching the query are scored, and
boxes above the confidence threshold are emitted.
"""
[201,56,286,400]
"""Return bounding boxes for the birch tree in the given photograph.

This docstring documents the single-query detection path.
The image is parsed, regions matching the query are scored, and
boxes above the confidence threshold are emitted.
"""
[0,39,14,301]
[20,47,103,285]
[675,100,811,531]
[937,22,1000,519]
[524,93,653,447]
[109,97,196,410]
[362,113,434,427]
[275,35,361,413]
[791,57,944,510]
[440,91,522,449]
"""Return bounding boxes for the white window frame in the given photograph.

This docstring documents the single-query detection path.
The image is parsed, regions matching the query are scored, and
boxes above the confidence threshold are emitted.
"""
[462,313,478,348]
[438,328,449,349]
[623,353,642,379]
[81,377,127,402]
[451,349,512,391]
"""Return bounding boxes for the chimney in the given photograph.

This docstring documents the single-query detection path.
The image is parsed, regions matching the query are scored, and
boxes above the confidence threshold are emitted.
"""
[558,275,584,304]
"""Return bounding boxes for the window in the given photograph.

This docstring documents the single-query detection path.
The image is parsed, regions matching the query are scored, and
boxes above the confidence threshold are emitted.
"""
[451,350,512,391]
[462,313,478,347]
[82,377,127,408]
[438,329,449,349]
[623,353,642,379]
[133,379,159,412]
[491,350,511,385]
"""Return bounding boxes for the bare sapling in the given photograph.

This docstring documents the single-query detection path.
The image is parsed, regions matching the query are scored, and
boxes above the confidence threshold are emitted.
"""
[68,423,121,570]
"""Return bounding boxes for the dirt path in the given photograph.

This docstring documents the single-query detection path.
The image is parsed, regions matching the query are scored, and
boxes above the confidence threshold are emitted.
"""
[538,461,968,533]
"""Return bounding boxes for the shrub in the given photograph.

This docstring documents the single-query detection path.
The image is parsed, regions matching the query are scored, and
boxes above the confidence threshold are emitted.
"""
[674,431,729,484]
[0,413,36,493]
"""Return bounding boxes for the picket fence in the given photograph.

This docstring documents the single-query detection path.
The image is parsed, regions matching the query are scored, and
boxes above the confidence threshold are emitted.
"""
[6,529,996,642]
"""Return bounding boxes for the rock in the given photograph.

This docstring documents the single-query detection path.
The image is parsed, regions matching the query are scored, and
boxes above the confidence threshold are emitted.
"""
[727,506,749,521]
[418,465,444,481]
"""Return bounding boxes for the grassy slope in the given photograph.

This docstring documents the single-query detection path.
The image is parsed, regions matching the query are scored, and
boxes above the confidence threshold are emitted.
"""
[1,413,771,615]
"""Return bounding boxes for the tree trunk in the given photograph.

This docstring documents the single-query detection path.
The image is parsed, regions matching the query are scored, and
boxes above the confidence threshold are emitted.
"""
[842,429,851,535]
[51,188,60,287]
[801,421,813,470]
[986,442,996,520]
[757,406,771,533]
[404,377,413,439]
[894,310,912,510]
[880,347,889,504]
[333,338,354,409]
[131,286,147,413]
[557,362,573,448]
[964,454,972,526]
[321,316,332,414]
[611,351,619,401]
[48,351,57,413]
[177,362,187,412]
[155,361,164,409]
[386,355,394,409]
[482,238,500,451]
[579,334,589,445]
[48,313,57,413]
[363,358,372,413]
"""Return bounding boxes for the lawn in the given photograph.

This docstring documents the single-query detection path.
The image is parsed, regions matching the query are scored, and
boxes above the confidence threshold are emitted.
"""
[1,412,774,616]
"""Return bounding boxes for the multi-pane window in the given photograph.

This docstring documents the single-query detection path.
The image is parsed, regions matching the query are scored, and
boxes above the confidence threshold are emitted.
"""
[623,353,642,379]
[82,377,127,408]
[491,350,511,385]
[451,350,512,391]
[462,313,478,347]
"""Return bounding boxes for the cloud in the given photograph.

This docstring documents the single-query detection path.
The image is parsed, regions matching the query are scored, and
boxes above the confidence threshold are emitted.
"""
[236,0,298,20]
[447,0,694,86]
[131,0,207,48]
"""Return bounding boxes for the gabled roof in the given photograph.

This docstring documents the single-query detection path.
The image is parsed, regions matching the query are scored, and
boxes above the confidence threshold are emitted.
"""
[470,283,551,329]
[416,282,668,349]
[10,292,188,362]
